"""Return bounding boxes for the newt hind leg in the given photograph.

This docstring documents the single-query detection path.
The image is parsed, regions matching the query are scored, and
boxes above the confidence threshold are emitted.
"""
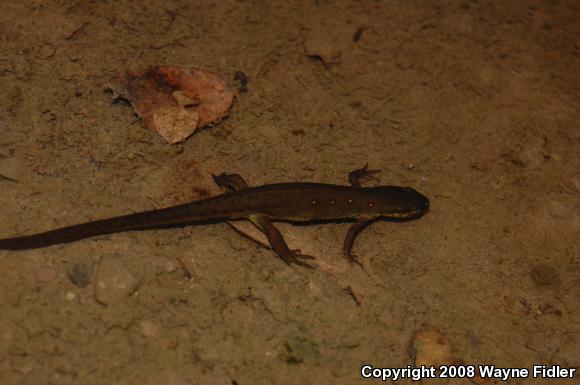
[249,213,315,269]
[212,173,314,269]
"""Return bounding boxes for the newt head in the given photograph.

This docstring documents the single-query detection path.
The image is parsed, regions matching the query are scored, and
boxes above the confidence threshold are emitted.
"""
[370,186,429,219]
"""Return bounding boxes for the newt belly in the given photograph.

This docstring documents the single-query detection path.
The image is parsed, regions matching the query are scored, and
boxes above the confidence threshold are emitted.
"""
[0,166,429,268]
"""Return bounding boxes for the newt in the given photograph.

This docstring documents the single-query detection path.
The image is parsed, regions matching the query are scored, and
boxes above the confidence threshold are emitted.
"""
[0,165,429,268]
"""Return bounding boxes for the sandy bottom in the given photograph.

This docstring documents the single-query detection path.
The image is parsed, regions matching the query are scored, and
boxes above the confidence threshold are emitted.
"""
[0,1,578,384]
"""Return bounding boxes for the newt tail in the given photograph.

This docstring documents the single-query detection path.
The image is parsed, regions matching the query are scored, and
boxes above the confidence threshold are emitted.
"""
[0,202,208,250]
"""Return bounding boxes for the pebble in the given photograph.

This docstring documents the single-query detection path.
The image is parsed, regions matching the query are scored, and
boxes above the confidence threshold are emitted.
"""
[34,265,59,283]
[546,200,573,220]
[0,157,22,181]
[0,320,14,341]
[64,291,77,301]
[302,27,343,67]
[94,255,140,305]
[164,259,177,273]
[530,263,561,287]
[67,260,94,288]
[569,175,580,193]
[139,320,159,337]
[410,325,455,367]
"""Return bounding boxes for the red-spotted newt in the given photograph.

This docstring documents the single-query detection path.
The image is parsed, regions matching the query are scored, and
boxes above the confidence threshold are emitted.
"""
[0,165,429,268]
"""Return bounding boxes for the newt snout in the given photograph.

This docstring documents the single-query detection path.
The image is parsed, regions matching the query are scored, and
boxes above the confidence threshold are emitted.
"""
[371,186,429,219]
[404,187,430,219]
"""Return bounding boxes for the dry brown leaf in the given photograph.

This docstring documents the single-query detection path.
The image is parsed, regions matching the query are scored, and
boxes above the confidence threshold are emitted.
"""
[107,66,234,143]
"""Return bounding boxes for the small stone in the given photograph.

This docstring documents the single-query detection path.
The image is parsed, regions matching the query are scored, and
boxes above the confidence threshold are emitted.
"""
[0,157,22,181]
[13,359,33,374]
[0,320,14,341]
[139,320,159,337]
[530,263,561,287]
[410,325,456,367]
[164,259,177,273]
[546,200,573,219]
[35,265,59,283]
[95,255,140,305]
[302,21,346,67]
[64,291,76,301]
[569,175,580,193]
[67,260,94,288]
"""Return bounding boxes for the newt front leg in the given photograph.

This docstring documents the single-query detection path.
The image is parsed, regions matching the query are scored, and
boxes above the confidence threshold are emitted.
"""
[348,163,380,188]
[343,215,377,266]
[343,165,381,265]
